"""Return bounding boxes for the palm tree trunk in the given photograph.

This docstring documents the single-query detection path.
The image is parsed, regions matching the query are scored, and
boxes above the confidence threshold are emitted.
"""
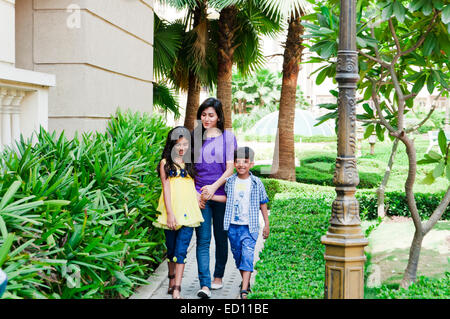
[217,5,238,130]
[271,13,304,181]
[184,71,201,131]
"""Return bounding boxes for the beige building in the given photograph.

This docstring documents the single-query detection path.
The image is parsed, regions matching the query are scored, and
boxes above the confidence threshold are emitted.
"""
[0,0,155,148]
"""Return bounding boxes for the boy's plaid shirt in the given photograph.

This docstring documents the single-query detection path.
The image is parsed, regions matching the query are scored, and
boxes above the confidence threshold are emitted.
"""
[224,172,269,236]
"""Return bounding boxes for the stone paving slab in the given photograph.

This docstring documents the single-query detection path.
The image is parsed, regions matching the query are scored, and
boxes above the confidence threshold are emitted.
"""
[131,215,266,300]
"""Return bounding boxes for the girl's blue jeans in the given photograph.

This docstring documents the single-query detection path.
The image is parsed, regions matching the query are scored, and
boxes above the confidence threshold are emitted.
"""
[195,200,228,289]
[165,226,194,264]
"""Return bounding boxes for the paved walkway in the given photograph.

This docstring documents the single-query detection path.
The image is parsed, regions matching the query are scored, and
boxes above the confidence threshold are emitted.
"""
[131,215,266,299]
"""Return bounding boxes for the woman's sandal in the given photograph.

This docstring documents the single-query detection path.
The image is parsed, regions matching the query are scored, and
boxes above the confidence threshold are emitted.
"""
[240,289,249,300]
[167,274,175,294]
[172,285,183,299]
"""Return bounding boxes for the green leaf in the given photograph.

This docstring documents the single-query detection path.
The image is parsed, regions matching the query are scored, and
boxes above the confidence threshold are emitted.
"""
[113,271,133,286]
[0,216,7,240]
[0,181,21,210]
[423,34,437,56]
[442,5,450,24]
[362,103,374,118]
[0,233,15,267]
[433,162,445,178]
[426,74,435,94]
[438,129,447,155]
[382,4,394,21]
[393,1,406,23]
[364,125,375,139]
[422,1,433,15]
[421,171,435,184]
[376,124,385,142]
[412,74,427,94]
[428,150,442,160]
[432,0,444,10]
[316,67,329,85]
[409,0,426,12]
[446,163,450,181]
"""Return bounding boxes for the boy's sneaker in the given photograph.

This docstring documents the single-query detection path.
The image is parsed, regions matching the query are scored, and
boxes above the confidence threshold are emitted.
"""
[197,287,211,299]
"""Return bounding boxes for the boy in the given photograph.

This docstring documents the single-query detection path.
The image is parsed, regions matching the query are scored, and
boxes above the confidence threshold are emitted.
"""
[224,147,270,299]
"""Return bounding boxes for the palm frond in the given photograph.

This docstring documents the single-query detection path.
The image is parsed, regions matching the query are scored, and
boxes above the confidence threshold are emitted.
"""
[153,82,181,119]
[153,15,184,81]
[262,0,314,20]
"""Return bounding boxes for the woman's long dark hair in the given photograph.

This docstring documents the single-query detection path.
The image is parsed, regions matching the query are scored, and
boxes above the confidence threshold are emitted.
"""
[158,126,196,179]
[194,98,226,162]
[196,98,225,133]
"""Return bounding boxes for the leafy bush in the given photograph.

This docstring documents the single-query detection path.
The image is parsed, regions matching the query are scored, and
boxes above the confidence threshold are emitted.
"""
[252,163,382,189]
[369,273,450,299]
[357,191,450,220]
[249,191,332,299]
[0,110,170,299]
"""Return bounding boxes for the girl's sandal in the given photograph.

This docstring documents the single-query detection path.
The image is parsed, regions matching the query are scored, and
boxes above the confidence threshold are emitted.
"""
[240,289,249,300]
[172,285,183,299]
[167,274,175,294]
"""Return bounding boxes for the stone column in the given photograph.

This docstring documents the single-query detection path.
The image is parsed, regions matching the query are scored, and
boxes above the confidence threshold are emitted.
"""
[0,88,25,150]
[321,0,368,299]
[11,90,25,145]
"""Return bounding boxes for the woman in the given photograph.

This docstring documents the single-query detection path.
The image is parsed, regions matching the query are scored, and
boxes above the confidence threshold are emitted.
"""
[193,98,237,299]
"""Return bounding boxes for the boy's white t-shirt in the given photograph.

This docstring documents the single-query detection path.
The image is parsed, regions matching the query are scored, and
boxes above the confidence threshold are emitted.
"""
[230,176,251,225]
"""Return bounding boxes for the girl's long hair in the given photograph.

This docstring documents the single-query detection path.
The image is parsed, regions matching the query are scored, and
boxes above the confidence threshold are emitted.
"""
[158,126,196,179]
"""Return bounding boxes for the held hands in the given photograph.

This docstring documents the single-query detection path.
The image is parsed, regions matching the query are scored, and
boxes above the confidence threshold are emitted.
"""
[197,193,206,210]
[200,185,216,201]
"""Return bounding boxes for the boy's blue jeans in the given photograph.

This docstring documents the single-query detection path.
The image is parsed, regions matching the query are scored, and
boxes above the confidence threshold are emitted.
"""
[228,224,257,272]
[195,200,228,289]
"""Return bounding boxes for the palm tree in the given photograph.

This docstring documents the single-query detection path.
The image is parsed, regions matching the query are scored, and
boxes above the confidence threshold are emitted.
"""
[159,0,216,131]
[210,0,281,129]
[153,14,184,118]
[265,0,312,181]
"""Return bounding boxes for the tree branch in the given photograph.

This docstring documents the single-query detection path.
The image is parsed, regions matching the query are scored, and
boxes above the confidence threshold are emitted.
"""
[400,10,439,57]
[389,18,402,57]
[358,49,390,68]
[423,186,450,234]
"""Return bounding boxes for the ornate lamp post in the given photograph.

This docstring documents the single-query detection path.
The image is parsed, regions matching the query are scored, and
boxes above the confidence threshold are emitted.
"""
[321,0,368,299]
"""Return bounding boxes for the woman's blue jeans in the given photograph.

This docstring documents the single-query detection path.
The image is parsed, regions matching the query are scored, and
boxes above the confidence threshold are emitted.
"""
[195,200,228,289]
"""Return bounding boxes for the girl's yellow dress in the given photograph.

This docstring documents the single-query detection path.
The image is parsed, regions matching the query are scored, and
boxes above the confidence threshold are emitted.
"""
[153,160,204,230]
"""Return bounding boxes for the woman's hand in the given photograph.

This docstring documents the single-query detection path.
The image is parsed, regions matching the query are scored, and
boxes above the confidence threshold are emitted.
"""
[200,185,217,201]
[167,213,178,230]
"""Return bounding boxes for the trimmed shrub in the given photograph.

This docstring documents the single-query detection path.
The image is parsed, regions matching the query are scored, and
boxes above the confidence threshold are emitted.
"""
[357,191,450,220]
[252,164,382,189]
[0,110,170,299]
[249,192,332,299]
[370,273,450,299]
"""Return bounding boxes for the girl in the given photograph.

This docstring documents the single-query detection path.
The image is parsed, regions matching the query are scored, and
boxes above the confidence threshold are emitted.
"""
[153,126,204,299]
[193,98,237,298]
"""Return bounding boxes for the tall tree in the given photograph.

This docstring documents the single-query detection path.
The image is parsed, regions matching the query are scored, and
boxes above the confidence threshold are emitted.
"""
[264,0,312,181]
[211,0,282,129]
[305,0,450,287]
[160,0,216,131]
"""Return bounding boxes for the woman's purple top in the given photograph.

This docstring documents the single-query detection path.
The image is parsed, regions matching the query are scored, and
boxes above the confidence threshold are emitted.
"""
[194,130,238,196]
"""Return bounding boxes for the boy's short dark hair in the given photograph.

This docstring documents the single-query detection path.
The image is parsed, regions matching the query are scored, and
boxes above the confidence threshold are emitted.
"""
[234,147,255,162]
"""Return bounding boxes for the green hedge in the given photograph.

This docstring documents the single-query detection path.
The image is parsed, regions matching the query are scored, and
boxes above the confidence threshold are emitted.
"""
[0,110,169,299]
[252,164,382,189]
[369,273,450,299]
[260,178,449,221]
[357,191,450,220]
[249,191,332,299]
